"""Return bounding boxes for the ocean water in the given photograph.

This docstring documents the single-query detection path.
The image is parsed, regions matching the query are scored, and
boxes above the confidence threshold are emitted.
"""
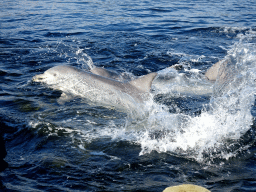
[1,0,256,191]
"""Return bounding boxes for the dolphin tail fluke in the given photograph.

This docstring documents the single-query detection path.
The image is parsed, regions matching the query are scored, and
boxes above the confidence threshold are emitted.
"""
[129,72,158,92]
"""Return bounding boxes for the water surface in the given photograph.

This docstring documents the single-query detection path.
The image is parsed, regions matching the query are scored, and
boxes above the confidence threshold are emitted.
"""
[1,0,256,191]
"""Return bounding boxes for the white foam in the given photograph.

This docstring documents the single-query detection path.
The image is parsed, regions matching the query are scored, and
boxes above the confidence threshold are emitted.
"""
[153,67,213,96]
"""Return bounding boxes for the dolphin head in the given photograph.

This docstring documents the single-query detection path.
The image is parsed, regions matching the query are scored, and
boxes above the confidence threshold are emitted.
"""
[33,67,60,85]
[33,65,79,85]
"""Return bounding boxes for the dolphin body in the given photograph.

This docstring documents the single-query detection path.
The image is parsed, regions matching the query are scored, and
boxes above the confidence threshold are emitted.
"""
[92,66,214,96]
[33,65,157,112]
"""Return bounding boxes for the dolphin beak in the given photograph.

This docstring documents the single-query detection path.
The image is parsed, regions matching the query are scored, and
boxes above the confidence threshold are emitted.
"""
[32,74,45,82]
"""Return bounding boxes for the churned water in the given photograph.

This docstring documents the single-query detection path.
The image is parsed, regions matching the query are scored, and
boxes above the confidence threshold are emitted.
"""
[1,0,256,191]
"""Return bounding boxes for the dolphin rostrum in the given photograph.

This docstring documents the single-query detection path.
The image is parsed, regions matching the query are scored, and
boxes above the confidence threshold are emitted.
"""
[33,65,157,112]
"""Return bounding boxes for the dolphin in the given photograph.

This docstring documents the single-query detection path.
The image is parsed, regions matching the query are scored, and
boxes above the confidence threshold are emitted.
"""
[33,65,157,112]
[91,62,222,82]
[89,62,222,97]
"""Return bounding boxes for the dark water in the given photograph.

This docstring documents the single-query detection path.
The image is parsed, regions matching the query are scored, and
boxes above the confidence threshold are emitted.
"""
[1,0,256,191]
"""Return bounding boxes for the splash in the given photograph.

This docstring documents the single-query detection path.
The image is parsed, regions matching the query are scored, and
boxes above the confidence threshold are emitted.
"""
[54,40,95,70]
[152,66,214,96]
[65,31,256,163]
[81,31,256,162]
[75,48,95,70]
[136,31,256,162]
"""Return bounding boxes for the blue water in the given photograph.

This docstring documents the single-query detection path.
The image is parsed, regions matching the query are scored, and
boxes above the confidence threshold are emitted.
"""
[1,0,256,191]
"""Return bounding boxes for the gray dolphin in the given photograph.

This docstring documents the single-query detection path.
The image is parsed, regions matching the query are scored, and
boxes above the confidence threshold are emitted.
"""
[33,65,157,112]
[89,62,222,97]
[91,61,222,82]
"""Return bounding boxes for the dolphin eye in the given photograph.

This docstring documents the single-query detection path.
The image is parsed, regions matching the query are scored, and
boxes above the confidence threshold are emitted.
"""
[53,73,57,77]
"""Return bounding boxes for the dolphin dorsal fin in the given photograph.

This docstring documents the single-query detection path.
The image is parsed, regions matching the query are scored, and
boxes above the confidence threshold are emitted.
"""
[129,72,157,92]
[205,60,222,81]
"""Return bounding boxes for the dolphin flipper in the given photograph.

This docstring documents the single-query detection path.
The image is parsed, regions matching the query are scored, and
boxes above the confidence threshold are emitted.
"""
[57,92,74,105]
